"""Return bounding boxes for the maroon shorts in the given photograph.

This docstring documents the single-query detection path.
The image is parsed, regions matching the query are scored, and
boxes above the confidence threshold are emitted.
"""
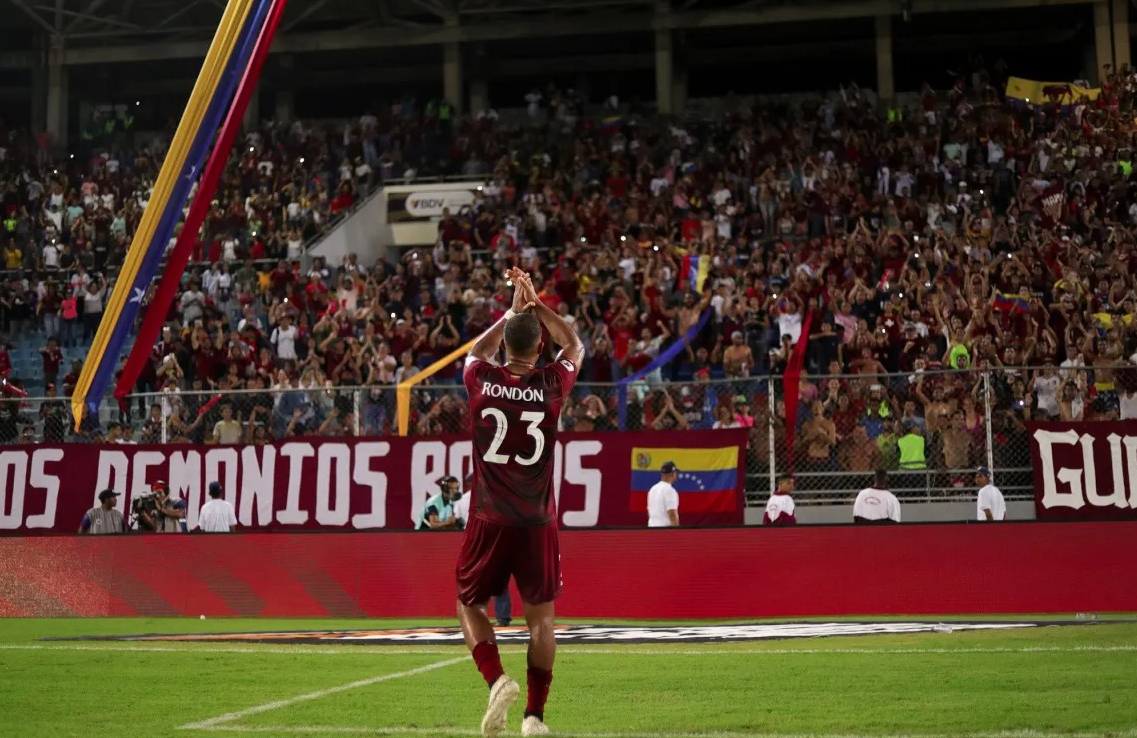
[456,516,561,607]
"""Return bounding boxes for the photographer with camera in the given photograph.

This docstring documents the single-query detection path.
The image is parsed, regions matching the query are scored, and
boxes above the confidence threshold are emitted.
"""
[416,475,462,530]
[131,486,159,532]
[154,481,187,533]
[132,480,187,533]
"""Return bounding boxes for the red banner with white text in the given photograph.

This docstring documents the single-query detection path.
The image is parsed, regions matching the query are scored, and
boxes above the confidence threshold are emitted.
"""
[1029,421,1137,520]
[0,430,748,535]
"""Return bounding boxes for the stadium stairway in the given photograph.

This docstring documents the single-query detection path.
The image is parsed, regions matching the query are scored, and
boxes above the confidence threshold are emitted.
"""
[5,333,132,437]
[298,182,386,268]
[299,174,486,270]
[6,333,113,397]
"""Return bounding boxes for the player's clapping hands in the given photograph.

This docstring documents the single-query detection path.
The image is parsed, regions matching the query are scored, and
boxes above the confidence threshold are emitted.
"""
[506,267,537,313]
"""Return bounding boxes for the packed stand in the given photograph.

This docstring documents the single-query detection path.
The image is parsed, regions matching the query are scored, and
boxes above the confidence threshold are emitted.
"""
[0,101,469,395]
[1,71,1136,494]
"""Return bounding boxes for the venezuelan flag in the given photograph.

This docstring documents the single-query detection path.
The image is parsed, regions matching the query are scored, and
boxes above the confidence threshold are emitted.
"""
[630,446,742,514]
[993,292,1030,314]
[116,0,289,401]
[681,253,711,292]
[598,116,623,134]
[695,253,710,292]
[72,0,268,426]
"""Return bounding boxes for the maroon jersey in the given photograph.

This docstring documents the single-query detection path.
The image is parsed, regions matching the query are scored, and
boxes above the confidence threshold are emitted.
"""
[463,354,577,527]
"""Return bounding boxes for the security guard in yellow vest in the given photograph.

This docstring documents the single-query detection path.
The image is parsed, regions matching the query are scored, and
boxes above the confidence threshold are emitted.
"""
[865,384,893,420]
[897,421,926,470]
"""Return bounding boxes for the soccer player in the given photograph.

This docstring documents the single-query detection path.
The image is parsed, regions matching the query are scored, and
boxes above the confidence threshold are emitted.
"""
[457,267,584,738]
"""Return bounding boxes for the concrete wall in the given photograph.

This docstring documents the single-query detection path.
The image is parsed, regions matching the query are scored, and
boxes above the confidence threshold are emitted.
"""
[744,501,1036,526]
[309,181,483,268]
[309,190,387,268]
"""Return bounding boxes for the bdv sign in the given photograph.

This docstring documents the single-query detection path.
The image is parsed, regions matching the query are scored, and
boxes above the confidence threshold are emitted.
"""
[403,190,475,218]
[1031,423,1137,520]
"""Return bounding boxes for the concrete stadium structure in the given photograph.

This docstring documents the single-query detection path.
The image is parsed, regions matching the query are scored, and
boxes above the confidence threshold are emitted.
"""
[0,0,1132,144]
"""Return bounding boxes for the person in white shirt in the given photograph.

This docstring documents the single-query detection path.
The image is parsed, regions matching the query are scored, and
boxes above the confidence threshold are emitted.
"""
[237,306,262,334]
[222,236,239,263]
[198,482,237,533]
[775,300,804,344]
[1120,386,1137,421]
[647,461,680,527]
[453,473,472,529]
[1032,365,1061,420]
[42,241,60,268]
[202,264,220,298]
[853,469,901,524]
[524,89,542,117]
[180,284,205,325]
[271,315,298,361]
[975,467,1006,521]
[763,475,797,525]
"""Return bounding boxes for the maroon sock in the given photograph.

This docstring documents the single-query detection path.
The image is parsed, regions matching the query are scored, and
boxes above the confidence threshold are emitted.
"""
[472,641,505,688]
[525,667,553,720]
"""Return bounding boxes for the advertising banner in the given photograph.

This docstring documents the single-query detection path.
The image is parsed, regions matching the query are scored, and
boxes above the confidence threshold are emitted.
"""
[386,189,476,222]
[3,522,1135,618]
[1004,76,1100,106]
[1029,421,1137,520]
[0,430,747,535]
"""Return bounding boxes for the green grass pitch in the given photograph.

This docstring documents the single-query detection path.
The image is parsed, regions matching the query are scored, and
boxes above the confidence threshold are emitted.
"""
[1,617,1136,738]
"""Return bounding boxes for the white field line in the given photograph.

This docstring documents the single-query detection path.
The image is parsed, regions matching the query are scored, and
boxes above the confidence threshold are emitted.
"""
[156,643,1137,738]
[177,657,465,730]
[180,725,1137,738]
[3,643,1137,657]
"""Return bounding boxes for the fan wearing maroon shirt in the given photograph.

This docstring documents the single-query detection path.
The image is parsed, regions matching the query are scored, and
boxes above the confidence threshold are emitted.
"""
[39,337,63,387]
[457,267,584,738]
[0,340,11,379]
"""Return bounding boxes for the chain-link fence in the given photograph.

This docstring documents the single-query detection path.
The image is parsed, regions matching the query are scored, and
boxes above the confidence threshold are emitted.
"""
[3,365,1124,505]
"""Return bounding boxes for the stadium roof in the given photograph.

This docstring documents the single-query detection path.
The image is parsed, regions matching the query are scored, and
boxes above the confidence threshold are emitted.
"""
[0,0,1100,67]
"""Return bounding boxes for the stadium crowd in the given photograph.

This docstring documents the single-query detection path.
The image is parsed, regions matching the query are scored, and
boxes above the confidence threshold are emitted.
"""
[2,70,1137,484]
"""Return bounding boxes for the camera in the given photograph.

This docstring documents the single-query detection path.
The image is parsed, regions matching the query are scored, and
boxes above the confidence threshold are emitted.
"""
[131,494,159,532]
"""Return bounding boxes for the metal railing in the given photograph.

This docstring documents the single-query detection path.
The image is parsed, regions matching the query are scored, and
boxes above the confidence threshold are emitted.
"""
[4,365,1115,508]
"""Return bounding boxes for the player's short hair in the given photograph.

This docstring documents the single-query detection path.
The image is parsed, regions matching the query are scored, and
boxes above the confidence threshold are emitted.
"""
[874,469,889,488]
[504,312,542,356]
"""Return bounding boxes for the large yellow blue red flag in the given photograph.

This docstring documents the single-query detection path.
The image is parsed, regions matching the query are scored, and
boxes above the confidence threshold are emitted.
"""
[630,445,742,514]
[71,0,268,427]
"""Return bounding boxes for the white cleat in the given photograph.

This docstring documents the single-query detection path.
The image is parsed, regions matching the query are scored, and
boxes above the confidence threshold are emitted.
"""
[481,675,520,738]
[521,715,551,736]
